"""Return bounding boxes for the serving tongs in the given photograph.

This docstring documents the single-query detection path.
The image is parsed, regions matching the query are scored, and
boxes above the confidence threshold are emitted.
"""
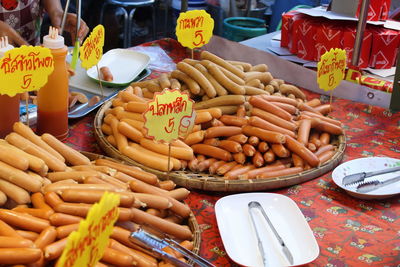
[356,174,400,193]
[60,0,81,70]
[129,229,215,267]
[342,166,400,186]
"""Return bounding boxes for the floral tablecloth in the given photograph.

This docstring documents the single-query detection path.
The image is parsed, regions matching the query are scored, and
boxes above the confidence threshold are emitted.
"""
[67,39,400,267]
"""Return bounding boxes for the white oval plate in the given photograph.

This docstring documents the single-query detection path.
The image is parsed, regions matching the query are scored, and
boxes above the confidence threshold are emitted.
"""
[215,193,319,267]
[332,157,400,199]
[87,49,150,87]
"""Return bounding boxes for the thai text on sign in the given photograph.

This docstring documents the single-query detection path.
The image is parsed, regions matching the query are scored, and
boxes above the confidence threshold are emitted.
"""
[317,48,346,91]
[57,192,120,267]
[176,10,214,49]
[80,24,105,69]
[144,89,196,142]
[0,46,54,97]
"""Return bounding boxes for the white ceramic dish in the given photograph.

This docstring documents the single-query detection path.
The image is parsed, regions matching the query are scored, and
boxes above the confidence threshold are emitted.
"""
[87,49,150,87]
[215,193,319,267]
[332,157,400,199]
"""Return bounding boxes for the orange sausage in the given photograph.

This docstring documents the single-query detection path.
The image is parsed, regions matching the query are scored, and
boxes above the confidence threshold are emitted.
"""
[197,158,218,172]
[108,239,158,267]
[0,179,31,205]
[125,101,148,113]
[0,209,50,233]
[248,136,260,147]
[240,163,286,179]
[100,66,113,81]
[257,166,303,179]
[54,202,131,221]
[47,170,100,183]
[0,236,34,248]
[263,150,276,163]
[305,98,321,107]
[258,142,269,153]
[285,136,320,167]
[307,143,317,152]
[0,144,29,171]
[320,132,331,145]
[249,96,292,121]
[216,161,238,175]
[43,238,67,260]
[119,90,146,103]
[43,192,63,209]
[242,125,286,144]
[248,116,296,138]
[131,208,192,240]
[252,151,265,167]
[270,102,299,115]
[233,152,246,164]
[60,189,135,208]
[48,213,82,226]
[167,188,190,201]
[41,133,90,166]
[315,144,335,157]
[205,126,242,139]
[139,138,194,161]
[242,144,256,157]
[250,108,297,131]
[301,111,342,126]
[318,150,336,164]
[219,115,248,127]
[271,144,291,158]
[0,248,42,264]
[309,131,321,148]
[203,138,220,146]
[314,104,332,115]
[12,207,53,220]
[56,223,79,239]
[227,134,248,144]
[297,102,322,114]
[196,107,223,119]
[117,121,144,143]
[132,193,171,210]
[310,118,343,135]
[292,154,304,168]
[218,140,242,153]
[34,226,57,250]
[195,111,213,124]
[192,144,232,161]
[261,95,298,106]
[297,119,312,145]
[31,193,52,211]
[201,51,246,79]
[183,130,205,146]
[224,165,255,180]
[94,159,158,186]
[0,160,42,193]
[209,161,227,174]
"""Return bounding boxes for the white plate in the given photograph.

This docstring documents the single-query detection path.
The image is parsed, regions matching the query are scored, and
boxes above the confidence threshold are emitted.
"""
[215,193,319,267]
[86,49,150,87]
[332,157,400,199]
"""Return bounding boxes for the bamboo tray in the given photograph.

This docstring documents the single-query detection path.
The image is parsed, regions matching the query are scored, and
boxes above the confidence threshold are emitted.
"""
[82,151,201,265]
[94,100,346,192]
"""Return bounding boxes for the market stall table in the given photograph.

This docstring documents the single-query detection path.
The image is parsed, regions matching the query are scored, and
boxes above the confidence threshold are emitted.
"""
[66,38,400,266]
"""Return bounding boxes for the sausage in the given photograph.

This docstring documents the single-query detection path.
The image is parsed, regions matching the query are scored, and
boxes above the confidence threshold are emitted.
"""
[41,133,90,166]
[100,66,113,81]
[13,122,65,162]
[0,209,50,233]
[0,236,34,248]
[49,213,82,226]
[200,51,245,79]
[227,134,248,144]
[301,111,342,126]
[55,202,131,221]
[315,144,335,157]
[171,70,201,94]
[47,171,100,183]
[216,161,237,175]
[139,138,194,161]
[55,223,79,239]
[183,130,205,146]
[43,192,63,209]
[314,104,332,115]
[307,143,317,152]
[218,65,245,85]
[34,226,57,250]
[15,230,39,241]
[206,63,245,95]
[242,144,256,157]
[240,163,286,179]
[0,191,6,206]
[292,154,304,168]
[209,161,226,174]
[12,207,53,220]
[194,95,245,109]
[119,90,146,103]
[258,141,269,153]
[318,150,336,164]
[177,62,216,98]
[242,125,286,144]
[218,140,242,153]
[271,144,291,158]
[191,144,232,162]
[60,189,135,208]
[297,119,312,145]
[219,115,248,127]
[43,237,67,260]
[224,165,255,180]
[226,60,252,71]
[249,96,292,121]
[250,108,297,131]
[245,72,273,84]
[193,63,228,96]
[248,116,296,138]
[309,131,321,148]
[0,161,41,193]
[0,144,29,171]
[252,151,265,167]
[248,136,260,147]
[129,180,190,218]
[203,138,220,146]
[108,239,158,267]
[232,152,246,164]
[131,193,171,210]
[284,135,320,167]
[257,166,303,179]
[305,98,321,107]
[270,102,299,115]
[0,179,31,205]
[43,181,120,194]
[130,208,192,240]
[5,133,66,172]
[310,118,344,135]
[320,132,331,146]
[0,248,42,264]
[205,126,242,139]
[167,188,190,201]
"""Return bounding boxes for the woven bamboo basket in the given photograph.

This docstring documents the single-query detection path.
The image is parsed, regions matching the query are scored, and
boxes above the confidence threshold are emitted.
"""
[81,151,201,265]
[94,100,346,192]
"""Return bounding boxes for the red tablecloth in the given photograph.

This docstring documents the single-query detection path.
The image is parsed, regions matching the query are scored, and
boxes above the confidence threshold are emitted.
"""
[67,39,400,267]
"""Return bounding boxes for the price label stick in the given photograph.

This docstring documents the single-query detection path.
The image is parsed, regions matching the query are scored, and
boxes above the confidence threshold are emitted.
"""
[317,48,347,109]
[167,142,172,179]
[191,49,194,59]
[95,64,105,99]
[25,98,29,127]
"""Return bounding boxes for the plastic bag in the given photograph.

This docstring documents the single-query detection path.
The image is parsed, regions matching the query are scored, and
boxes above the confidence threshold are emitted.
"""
[129,46,176,72]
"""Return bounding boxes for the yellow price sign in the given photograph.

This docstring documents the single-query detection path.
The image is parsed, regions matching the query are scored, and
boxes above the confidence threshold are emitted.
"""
[57,192,120,267]
[176,10,214,49]
[79,24,105,70]
[143,89,195,143]
[317,48,347,91]
[0,46,54,97]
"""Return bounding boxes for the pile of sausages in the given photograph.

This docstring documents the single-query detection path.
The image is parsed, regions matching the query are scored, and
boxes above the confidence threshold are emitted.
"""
[0,122,194,266]
[184,94,343,179]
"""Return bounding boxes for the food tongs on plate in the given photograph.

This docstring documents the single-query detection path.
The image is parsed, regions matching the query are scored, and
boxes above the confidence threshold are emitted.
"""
[356,174,400,193]
[129,228,215,267]
[342,165,400,186]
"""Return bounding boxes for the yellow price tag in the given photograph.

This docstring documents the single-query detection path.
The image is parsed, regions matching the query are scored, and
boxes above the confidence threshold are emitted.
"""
[57,192,120,267]
[317,48,347,91]
[143,89,196,143]
[0,46,54,97]
[79,24,105,70]
[176,10,214,49]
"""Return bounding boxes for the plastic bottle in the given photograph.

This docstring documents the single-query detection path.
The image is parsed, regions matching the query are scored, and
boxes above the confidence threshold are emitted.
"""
[0,37,19,138]
[36,27,69,140]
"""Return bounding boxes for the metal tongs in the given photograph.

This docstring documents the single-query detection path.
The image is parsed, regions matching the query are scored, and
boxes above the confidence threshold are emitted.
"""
[342,166,400,186]
[60,0,81,70]
[356,174,400,193]
[248,201,294,266]
[129,229,215,267]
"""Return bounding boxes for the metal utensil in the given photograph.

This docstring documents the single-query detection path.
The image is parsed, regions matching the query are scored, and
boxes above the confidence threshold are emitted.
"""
[129,229,215,267]
[356,175,400,193]
[342,166,400,186]
[248,201,294,266]
[248,202,268,267]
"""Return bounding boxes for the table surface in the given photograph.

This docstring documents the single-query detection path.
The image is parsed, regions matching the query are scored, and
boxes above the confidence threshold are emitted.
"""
[67,38,400,267]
